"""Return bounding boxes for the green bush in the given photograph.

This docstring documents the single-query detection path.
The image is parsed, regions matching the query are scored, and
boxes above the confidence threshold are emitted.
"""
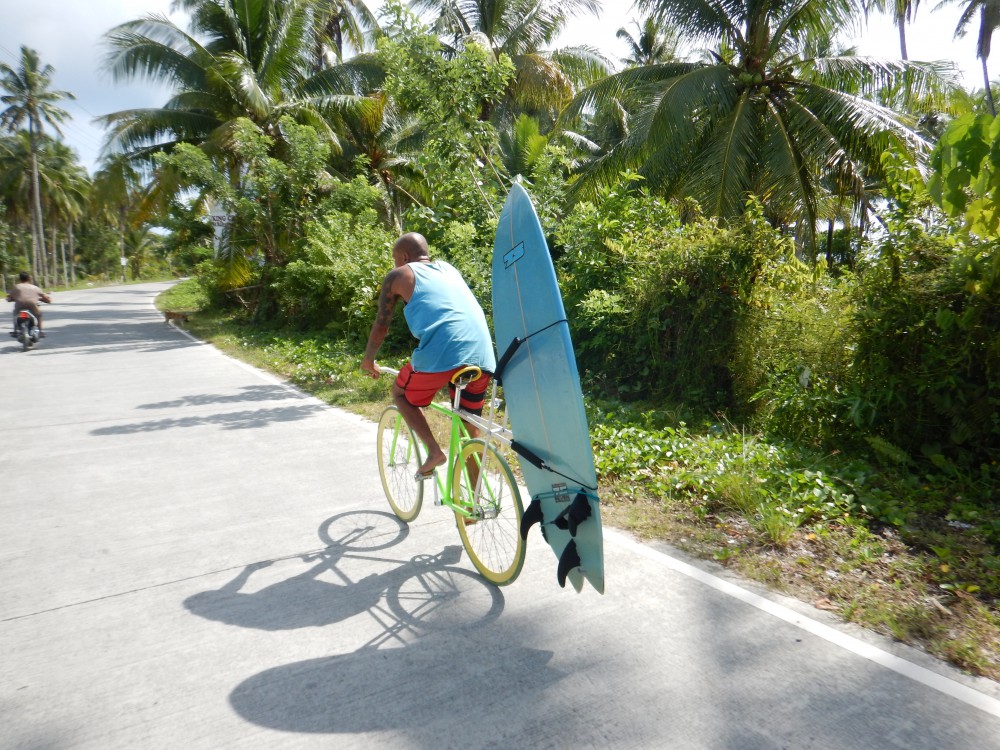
[851,238,1000,466]
[194,260,243,310]
[555,180,792,407]
[272,205,397,338]
[733,275,859,446]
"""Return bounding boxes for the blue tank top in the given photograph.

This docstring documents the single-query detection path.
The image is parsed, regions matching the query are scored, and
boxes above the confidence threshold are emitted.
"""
[404,261,496,373]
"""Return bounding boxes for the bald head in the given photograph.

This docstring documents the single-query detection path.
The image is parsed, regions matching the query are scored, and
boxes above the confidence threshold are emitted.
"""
[393,232,430,264]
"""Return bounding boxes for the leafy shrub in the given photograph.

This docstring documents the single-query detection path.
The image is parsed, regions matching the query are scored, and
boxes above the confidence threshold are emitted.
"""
[555,179,791,407]
[194,260,244,310]
[850,232,1000,467]
[733,275,858,446]
[272,200,397,338]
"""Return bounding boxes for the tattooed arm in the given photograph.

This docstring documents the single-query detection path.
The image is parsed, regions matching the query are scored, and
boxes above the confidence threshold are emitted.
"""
[361,267,406,378]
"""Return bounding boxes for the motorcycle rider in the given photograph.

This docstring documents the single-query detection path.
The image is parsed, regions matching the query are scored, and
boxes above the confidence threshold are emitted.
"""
[7,271,51,337]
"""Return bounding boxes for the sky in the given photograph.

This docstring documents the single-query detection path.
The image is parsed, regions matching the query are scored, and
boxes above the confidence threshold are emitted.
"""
[0,0,991,175]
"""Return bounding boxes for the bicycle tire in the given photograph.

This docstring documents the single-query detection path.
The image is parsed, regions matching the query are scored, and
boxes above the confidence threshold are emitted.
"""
[452,439,525,585]
[377,406,424,522]
[385,556,505,630]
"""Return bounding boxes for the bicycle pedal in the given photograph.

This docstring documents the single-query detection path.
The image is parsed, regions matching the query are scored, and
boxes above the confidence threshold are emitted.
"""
[414,470,437,482]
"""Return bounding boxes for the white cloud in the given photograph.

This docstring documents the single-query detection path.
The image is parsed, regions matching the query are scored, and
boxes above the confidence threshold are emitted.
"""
[0,0,180,172]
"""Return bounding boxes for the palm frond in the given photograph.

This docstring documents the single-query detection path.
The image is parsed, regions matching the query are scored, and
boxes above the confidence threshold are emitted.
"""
[801,55,960,109]
[683,91,761,216]
[548,45,614,88]
[103,16,210,87]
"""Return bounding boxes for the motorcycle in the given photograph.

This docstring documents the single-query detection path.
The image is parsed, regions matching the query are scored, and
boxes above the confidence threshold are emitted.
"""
[12,310,40,351]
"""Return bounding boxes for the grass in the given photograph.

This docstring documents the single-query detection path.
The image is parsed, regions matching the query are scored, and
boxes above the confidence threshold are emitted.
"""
[157,280,1000,681]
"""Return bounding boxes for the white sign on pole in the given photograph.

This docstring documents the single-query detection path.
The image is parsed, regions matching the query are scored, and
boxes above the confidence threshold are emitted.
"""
[209,203,233,257]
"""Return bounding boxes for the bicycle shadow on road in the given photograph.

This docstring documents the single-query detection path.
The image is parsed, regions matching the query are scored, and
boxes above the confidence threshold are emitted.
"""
[183,510,505,633]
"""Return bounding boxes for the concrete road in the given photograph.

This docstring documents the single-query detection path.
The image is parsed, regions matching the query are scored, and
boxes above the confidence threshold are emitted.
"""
[2,282,999,750]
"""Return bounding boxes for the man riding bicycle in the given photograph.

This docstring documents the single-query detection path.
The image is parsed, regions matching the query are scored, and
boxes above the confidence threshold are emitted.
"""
[361,232,496,478]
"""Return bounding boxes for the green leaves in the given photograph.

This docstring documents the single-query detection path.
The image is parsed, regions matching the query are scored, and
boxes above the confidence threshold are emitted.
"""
[929,113,1000,238]
[568,0,946,255]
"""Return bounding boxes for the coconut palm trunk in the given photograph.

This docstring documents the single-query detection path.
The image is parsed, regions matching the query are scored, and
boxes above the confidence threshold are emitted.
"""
[49,225,57,286]
[59,235,67,287]
[983,55,996,114]
[31,149,45,280]
[69,223,76,284]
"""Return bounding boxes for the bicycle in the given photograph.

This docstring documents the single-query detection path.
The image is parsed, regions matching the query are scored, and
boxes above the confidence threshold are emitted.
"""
[375,366,526,586]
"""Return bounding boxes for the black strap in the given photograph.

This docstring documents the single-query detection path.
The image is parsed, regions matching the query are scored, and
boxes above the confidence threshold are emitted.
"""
[511,440,547,470]
[494,337,523,386]
[511,440,597,492]
[493,319,568,384]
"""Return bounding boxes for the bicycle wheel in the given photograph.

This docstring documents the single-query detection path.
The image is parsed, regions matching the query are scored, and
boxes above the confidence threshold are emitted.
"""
[452,439,525,585]
[377,406,423,522]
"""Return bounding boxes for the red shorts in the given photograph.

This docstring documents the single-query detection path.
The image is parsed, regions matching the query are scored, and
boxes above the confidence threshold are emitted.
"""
[395,363,491,414]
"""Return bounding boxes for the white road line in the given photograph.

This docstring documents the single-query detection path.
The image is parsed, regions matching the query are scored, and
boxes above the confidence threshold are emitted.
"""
[605,528,1000,719]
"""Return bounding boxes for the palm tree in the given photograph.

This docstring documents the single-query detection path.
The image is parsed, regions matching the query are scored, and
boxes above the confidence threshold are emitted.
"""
[498,113,551,177]
[0,133,87,285]
[410,0,610,125]
[562,0,955,253]
[0,133,37,268]
[0,46,74,280]
[123,224,162,280]
[91,154,145,281]
[306,0,381,65]
[99,0,379,164]
[332,89,428,229]
[37,140,89,285]
[946,0,1000,114]
[616,16,683,67]
[866,0,921,59]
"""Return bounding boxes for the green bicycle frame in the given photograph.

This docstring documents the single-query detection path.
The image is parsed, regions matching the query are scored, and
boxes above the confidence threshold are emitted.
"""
[380,368,515,523]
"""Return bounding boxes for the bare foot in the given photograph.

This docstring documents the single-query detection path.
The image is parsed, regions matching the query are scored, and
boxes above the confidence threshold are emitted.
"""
[416,453,447,477]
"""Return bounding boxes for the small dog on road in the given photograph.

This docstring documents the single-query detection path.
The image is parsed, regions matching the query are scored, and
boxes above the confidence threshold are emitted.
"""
[163,310,189,325]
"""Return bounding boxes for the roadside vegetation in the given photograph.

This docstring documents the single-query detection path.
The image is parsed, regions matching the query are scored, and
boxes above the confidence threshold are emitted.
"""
[5,0,999,679]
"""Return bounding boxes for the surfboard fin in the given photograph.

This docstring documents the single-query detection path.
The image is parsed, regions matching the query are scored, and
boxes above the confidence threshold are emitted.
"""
[520,496,543,540]
[551,492,592,537]
[556,540,582,588]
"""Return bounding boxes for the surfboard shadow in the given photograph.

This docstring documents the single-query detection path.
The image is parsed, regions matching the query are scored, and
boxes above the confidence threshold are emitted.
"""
[228,634,564,734]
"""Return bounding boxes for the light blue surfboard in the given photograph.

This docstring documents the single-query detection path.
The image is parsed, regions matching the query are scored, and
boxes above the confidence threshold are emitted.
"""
[492,182,604,594]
